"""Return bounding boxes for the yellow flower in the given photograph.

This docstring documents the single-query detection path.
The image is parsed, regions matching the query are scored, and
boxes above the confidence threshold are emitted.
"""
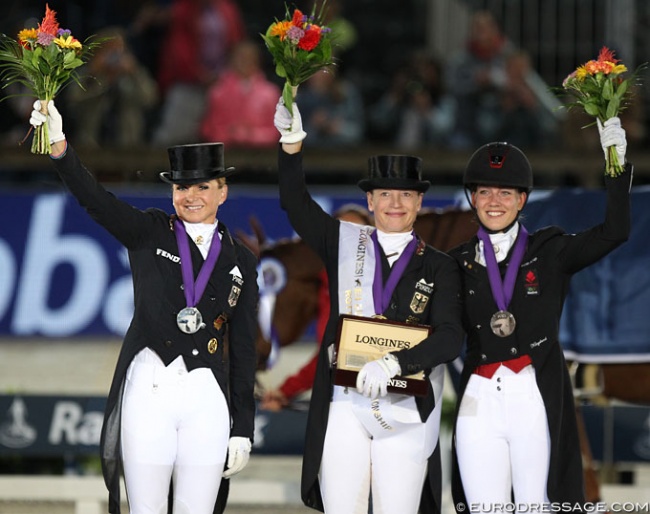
[54,35,82,51]
[575,66,588,81]
[18,28,38,43]
[611,64,627,74]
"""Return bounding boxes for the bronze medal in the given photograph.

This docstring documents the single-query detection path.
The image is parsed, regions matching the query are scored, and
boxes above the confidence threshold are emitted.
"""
[207,338,218,354]
[490,310,516,337]
[371,314,387,319]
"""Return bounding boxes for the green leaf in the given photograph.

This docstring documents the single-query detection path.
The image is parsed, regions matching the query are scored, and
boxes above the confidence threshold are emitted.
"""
[614,80,629,100]
[606,97,620,119]
[602,79,613,100]
[583,100,600,116]
[275,63,287,79]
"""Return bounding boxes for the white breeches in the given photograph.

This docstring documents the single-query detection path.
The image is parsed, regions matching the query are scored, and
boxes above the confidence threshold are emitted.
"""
[455,365,551,514]
[121,349,230,514]
[319,386,440,514]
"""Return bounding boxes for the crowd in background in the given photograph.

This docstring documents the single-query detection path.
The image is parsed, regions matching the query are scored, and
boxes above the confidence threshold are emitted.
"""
[0,0,647,156]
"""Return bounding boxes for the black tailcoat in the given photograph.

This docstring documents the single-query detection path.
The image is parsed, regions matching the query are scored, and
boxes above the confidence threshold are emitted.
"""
[50,146,258,514]
[278,149,464,513]
[448,165,632,510]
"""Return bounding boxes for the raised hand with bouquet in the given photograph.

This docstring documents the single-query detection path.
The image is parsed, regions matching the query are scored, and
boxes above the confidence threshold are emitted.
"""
[0,4,103,154]
[261,1,334,125]
[560,46,645,177]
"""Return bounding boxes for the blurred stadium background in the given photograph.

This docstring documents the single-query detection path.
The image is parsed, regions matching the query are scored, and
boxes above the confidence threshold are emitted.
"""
[2,0,650,512]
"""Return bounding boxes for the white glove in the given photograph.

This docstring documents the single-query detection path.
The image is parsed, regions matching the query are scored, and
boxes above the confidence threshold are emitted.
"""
[274,98,307,144]
[356,354,401,400]
[30,100,65,144]
[597,117,627,164]
[222,436,252,479]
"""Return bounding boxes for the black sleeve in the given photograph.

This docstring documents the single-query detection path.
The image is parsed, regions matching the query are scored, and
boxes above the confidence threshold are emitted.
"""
[50,145,158,249]
[278,147,342,263]
[557,164,632,274]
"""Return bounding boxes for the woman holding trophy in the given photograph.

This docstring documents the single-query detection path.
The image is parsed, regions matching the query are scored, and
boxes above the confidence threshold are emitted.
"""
[274,98,464,514]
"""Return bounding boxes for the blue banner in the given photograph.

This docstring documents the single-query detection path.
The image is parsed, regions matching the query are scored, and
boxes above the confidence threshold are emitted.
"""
[524,185,650,362]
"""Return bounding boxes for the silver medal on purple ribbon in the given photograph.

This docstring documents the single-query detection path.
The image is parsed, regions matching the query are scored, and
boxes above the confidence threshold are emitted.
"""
[177,307,206,334]
[490,310,516,337]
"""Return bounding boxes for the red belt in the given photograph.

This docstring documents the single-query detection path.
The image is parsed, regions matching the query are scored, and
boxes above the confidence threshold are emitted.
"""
[473,355,532,379]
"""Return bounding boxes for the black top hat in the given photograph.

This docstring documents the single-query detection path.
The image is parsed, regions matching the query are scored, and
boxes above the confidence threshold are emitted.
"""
[358,155,430,193]
[159,143,236,185]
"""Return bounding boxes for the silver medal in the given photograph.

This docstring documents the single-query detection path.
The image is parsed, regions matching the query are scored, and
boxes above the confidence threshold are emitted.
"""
[490,310,516,337]
[177,307,206,334]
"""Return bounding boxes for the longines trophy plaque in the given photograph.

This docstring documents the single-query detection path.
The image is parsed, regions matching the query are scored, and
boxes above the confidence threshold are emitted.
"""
[333,314,432,396]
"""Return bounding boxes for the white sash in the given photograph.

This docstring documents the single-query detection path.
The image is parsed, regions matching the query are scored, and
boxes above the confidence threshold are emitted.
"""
[337,221,376,317]
[335,222,442,443]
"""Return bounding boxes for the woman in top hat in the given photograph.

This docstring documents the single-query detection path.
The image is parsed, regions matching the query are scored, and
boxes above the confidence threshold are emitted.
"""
[448,120,632,512]
[274,99,464,514]
[29,100,258,514]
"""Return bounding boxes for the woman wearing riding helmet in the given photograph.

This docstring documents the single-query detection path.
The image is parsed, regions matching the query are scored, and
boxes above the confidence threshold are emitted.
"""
[448,118,632,512]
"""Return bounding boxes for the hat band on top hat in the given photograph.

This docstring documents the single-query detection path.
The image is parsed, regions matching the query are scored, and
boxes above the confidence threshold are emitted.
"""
[357,177,430,192]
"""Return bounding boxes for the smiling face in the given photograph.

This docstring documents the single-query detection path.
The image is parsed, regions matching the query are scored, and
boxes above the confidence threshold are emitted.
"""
[366,189,423,233]
[471,185,527,232]
[172,179,227,224]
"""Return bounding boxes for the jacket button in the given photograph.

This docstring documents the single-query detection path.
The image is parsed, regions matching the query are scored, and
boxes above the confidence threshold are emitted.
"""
[510,348,518,355]
[481,354,487,361]
[390,302,397,310]
[165,340,173,347]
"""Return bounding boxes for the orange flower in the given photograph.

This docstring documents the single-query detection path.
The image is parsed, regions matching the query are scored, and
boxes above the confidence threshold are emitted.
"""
[270,21,291,40]
[38,4,60,37]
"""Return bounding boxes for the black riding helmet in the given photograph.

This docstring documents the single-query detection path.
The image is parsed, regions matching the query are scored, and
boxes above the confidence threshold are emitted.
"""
[463,142,533,232]
[463,142,533,193]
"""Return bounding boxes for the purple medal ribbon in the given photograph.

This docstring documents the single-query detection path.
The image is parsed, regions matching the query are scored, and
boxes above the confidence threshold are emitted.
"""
[371,230,418,315]
[174,219,222,307]
[476,225,528,311]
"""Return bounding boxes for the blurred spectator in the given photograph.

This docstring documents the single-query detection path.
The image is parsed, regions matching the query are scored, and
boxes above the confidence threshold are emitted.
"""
[495,50,546,148]
[66,26,159,148]
[200,40,281,147]
[370,50,456,150]
[126,0,174,79]
[446,10,515,149]
[296,69,364,148]
[152,0,245,147]
[0,85,34,148]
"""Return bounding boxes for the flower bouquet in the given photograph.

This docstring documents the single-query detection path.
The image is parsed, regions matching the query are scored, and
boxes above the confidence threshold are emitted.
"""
[0,4,103,154]
[261,2,334,117]
[560,46,645,177]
